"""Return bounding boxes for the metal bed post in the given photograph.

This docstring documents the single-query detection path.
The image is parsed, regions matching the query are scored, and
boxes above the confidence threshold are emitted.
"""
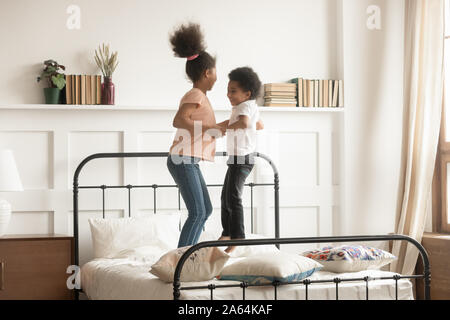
[73,171,80,300]
[252,152,280,245]
[101,185,106,218]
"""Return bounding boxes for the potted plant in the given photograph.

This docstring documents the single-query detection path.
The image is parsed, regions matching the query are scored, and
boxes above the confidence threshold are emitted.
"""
[94,44,119,105]
[37,60,66,104]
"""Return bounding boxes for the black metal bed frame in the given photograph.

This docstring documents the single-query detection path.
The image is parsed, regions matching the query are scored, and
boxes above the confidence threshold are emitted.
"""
[73,152,431,300]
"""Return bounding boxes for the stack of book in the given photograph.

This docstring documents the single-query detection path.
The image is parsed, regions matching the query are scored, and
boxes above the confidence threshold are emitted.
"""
[65,75,102,105]
[289,77,344,108]
[263,83,297,107]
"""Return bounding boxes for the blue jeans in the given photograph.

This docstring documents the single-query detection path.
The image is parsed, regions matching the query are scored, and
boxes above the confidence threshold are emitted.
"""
[167,155,212,247]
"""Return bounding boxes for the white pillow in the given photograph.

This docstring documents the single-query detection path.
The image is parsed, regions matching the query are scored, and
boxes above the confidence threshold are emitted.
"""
[301,245,397,273]
[111,245,167,264]
[150,246,230,282]
[198,231,280,258]
[218,251,322,285]
[88,213,181,259]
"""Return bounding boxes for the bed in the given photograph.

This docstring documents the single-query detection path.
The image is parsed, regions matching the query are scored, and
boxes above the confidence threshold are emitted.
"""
[81,248,414,300]
[73,152,430,300]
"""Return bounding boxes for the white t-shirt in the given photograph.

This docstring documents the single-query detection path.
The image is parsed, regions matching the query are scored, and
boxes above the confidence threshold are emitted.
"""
[226,99,260,156]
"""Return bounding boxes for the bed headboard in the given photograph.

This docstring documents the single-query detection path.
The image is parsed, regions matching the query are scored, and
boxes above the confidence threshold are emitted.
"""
[72,151,280,270]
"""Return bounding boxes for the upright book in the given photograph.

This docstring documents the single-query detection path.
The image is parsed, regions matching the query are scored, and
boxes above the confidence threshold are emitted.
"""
[96,75,101,104]
[288,77,303,107]
[338,80,344,107]
[75,75,81,105]
[86,75,91,105]
[319,80,323,107]
[65,75,72,104]
[80,75,86,105]
[91,76,96,105]
[324,79,329,107]
[308,80,314,107]
[314,80,319,107]
[332,80,338,107]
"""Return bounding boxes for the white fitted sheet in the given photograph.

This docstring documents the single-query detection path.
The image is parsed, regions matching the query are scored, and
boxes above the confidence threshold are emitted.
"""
[80,248,414,300]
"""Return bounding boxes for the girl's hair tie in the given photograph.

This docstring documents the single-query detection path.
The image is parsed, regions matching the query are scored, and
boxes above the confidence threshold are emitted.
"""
[186,54,199,61]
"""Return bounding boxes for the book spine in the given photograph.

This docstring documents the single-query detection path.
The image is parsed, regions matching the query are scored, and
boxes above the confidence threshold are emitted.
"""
[75,75,80,105]
[319,80,323,107]
[71,75,75,105]
[87,75,91,105]
[324,79,329,107]
[81,75,86,105]
[328,80,332,107]
[96,76,101,104]
[304,80,309,107]
[308,80,312,107]
[338,80,344,107]
[265,103,297,107]
[65,75,72,105]
[302,79,307,107]
[91,76,95,105]
[297,77,303,107]
[314,80,319,107]
[332,80,338,107]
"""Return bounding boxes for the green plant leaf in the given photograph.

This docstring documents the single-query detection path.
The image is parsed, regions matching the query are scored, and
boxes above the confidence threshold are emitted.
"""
[52,74,66,90]
[46,65,56,73]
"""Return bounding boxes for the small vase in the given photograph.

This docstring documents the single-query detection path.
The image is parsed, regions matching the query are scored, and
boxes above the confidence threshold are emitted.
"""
[101,76,115,105]
[43,87,61,104]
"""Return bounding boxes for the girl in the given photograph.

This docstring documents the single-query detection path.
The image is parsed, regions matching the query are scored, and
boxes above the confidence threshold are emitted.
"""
[167,23,227,247]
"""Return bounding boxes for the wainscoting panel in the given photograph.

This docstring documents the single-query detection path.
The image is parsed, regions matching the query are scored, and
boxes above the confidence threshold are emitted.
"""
[278,206,320,253]
[8,211,54,234]
[69,131,124,187]
[0,131,53,189]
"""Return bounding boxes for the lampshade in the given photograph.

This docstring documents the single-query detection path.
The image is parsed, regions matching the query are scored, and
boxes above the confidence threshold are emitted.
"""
[0,149,23,191]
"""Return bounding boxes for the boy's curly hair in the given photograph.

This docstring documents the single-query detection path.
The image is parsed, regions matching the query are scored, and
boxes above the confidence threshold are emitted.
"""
[169,23,216,82]
[228,67,262,99]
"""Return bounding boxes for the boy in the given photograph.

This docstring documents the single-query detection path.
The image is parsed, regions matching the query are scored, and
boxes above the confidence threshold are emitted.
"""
[219,67,264,253]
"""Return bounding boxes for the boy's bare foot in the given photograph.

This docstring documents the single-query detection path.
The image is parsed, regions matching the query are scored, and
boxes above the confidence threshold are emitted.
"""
[224,238,244,254]
[224,246,237,254]
[218,236,236,253]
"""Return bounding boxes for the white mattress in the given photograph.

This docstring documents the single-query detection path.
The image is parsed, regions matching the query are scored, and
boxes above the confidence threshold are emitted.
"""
[80,246,414,300]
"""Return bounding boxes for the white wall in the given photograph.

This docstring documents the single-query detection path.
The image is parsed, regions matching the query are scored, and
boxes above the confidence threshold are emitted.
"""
[0,0,339,106]
[341,0,405,236]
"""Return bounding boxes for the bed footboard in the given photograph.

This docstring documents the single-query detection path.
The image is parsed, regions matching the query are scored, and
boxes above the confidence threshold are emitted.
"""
[173,235,431,300]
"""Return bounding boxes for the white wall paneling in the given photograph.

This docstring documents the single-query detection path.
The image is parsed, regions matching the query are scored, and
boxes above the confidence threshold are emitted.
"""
[0,131,53,189]
[8,211,54,235]
[0,105,343,263]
